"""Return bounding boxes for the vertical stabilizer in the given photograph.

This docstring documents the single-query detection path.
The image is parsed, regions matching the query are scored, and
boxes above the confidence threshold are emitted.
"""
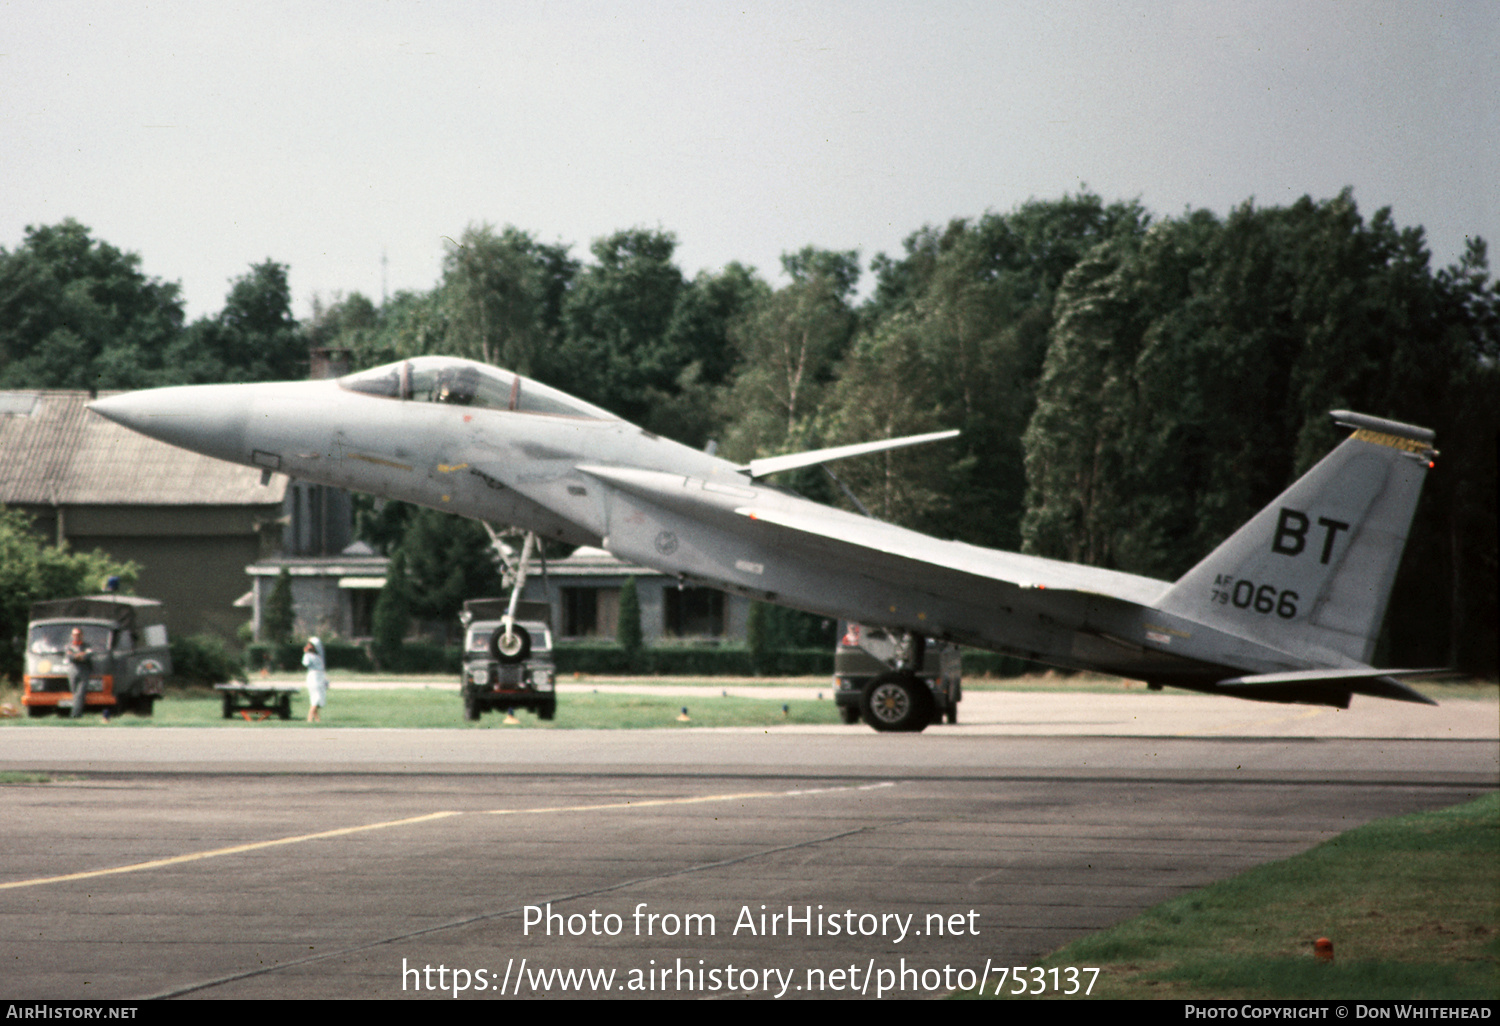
[1155,411,1435,665]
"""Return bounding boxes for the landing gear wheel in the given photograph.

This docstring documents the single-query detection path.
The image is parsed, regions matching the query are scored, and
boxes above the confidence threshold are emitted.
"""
[860,672,931,733]
[489,624,531,665]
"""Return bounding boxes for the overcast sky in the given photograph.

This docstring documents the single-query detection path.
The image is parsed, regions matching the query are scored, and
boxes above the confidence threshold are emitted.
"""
[4,1,1496,321]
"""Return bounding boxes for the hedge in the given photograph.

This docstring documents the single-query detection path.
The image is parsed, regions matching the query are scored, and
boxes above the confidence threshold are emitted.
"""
[169,633,247,685]
[244,639,377,674]
[549,646,1043,678]
[552,645,832,677]
[239,640,1040,679]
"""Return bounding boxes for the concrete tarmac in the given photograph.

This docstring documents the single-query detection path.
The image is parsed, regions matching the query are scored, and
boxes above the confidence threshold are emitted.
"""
[1,690,1495,1001]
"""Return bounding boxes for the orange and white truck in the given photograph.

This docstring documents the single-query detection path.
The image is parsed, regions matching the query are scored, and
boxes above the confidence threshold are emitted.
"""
[22,595,172,717]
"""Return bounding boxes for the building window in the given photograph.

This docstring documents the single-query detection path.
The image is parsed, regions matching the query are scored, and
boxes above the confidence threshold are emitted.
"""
[562,587,620,638]
[348,589,376,638]
[664,587,724,638]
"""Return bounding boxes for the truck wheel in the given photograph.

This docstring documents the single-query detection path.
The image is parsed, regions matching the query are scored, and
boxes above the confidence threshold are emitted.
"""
[538,699,556,721]
[26,705,50,718]
[463,694,481,722]
[137,697,155,717]
[278,697,291,721]
[945,706,958,725]
[838,705,860,725]
[222,695,234,719]
[488,624,531,665]
[861,672,931,733]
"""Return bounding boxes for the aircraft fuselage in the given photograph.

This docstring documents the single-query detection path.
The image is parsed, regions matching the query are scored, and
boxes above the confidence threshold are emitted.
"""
[96,373,1291,686]
[90,356,1438,711]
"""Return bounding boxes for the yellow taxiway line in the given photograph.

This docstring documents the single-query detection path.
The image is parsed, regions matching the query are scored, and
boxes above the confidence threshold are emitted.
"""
[0,785,893,891]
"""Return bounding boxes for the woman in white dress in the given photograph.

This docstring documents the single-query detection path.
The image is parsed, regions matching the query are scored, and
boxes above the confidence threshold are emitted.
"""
[302,637,328,722]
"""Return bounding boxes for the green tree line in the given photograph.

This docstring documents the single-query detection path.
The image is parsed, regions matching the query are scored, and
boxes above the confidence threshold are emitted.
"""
[2,191,1494,673]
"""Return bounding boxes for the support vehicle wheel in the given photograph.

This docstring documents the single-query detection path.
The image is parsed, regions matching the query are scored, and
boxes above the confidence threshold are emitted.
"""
[489,624,531,665]
[538,699,556,721]
[945,706,958,725]
[463,693,481,722]
[860,672,931,733]
[838,704,861,725]
[26,705,51,718]
[278,697,291,721]
[222,695,234,719]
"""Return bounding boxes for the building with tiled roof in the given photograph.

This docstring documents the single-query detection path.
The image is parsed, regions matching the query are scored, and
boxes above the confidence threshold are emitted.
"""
[0,390,289,640]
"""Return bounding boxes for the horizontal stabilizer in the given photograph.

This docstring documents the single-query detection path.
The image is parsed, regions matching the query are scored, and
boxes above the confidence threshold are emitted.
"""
[1216,667,1442,706]
[741,429,959,480]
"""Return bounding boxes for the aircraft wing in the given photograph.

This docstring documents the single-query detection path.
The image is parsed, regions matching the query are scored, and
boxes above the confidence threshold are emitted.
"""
[733,504,1171,607]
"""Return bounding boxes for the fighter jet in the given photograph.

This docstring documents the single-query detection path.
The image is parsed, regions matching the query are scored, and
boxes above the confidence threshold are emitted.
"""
[90,355,1441,730]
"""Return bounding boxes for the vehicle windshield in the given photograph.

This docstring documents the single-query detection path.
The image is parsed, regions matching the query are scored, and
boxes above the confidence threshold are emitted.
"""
[466,624,552,653]
[339,357,616,420]
[29,623,112,654]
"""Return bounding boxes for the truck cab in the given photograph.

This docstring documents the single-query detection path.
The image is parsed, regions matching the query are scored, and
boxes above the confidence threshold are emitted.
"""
[459,598,557,722]
[23,596,172,717]
[834,621,961,730]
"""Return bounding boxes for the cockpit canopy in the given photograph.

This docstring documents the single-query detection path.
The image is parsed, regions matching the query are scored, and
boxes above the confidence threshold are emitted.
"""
[338,357,617,420]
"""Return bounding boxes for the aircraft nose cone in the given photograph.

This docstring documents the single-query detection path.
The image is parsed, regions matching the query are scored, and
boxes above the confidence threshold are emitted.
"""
[89,384,254,465]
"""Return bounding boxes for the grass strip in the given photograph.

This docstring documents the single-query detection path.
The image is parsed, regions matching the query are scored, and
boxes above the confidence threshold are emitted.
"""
[969,792,1499,1000]
[0,685,842,730]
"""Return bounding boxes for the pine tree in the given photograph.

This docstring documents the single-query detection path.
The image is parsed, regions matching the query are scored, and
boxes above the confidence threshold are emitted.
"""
[263,568,295,645]
[372,552,410,671]
[746,601,769,676]
[617,576,643,667]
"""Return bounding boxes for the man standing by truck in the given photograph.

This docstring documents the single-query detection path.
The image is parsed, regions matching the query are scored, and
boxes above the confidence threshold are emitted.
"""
[65,627,93,720]
[22,596,171,718]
